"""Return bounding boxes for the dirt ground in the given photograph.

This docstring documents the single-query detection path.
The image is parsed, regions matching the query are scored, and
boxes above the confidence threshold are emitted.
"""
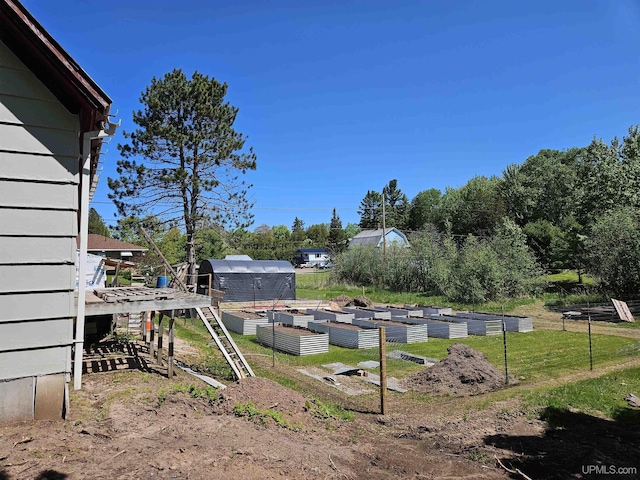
[2,316,640,479]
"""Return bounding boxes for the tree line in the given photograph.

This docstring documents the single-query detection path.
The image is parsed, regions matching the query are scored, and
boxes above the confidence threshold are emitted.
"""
[99,68,640,296]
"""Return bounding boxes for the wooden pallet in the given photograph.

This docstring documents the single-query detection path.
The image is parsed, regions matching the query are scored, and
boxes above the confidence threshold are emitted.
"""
[93,287,176,303]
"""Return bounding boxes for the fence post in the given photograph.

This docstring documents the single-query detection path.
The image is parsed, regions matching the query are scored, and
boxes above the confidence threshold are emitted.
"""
[502,306,509,386]
[379,326,387,415]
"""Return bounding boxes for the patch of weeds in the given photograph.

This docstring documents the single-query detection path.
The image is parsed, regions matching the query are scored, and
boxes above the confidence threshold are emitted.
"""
[157,391,167,407]
[194,356,236,382]
[466,448,489,464]
[232,402,298,430]
[171,383,220,406]
[305,399,355,421]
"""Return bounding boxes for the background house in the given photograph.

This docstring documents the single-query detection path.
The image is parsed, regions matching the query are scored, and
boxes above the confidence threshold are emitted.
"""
[0,0,114,421]
[85,234,147,261]
[348,228,410,249]
[293,248,330,267]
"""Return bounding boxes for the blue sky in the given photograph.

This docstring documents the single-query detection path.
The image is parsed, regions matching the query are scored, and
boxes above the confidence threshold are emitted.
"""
[22,0,640,231]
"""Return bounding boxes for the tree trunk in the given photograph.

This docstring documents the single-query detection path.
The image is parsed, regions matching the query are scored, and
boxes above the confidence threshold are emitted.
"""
[186,228,196,287]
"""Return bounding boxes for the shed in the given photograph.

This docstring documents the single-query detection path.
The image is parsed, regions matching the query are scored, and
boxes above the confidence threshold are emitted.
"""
[198,259,296,303]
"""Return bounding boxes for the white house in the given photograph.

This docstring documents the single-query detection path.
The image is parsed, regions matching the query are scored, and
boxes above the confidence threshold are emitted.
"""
[294,248,330,267]
[0,0,115,421]
[348,228,410,249]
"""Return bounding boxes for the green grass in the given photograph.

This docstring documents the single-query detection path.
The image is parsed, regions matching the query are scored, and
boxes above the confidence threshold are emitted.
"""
[228,328,640,385]
[174,312,640,386]
[546,270,595,285]
[524,367,640,424]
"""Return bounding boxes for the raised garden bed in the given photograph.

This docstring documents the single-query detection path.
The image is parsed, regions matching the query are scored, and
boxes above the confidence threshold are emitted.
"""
[256,324,328,356]
[221,310,269,335]
[307,321,379,349]
[398,317,468,339]
[306,308,354,323]
[351,318,428,343]
[454,312,533,332]
[342,307,392,320]
[266,310,315,327]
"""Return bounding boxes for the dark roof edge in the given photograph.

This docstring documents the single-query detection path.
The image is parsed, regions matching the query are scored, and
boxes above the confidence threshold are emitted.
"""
[0,0,111,129]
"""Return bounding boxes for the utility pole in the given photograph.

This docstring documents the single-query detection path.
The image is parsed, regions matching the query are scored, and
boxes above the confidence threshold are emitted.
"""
[382,192,387,257]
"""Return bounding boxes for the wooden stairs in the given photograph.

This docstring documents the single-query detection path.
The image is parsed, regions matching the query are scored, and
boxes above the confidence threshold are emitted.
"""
[194,306,255,380]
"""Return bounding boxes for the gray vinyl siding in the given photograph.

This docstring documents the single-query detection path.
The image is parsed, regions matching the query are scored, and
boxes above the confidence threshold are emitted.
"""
[0,39,79,384]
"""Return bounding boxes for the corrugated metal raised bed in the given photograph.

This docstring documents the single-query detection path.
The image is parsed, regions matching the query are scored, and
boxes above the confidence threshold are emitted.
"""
[409,305,453,316]
[266,310,315,327]
[256,324,328,356]
[424,314,502,336]
[398,317,468,339]
[306,309,354,323]
[307,321,379,349]
[221,310,269,335]
[352,318,428,343]
[454,312,533,332]
[342,307,392,319]
[376,306,423,318]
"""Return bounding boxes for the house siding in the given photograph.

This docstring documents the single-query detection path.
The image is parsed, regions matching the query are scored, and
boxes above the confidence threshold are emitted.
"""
[0,39,79,420]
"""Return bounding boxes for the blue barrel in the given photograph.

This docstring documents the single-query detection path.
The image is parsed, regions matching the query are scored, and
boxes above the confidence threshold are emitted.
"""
[156,276,169,288]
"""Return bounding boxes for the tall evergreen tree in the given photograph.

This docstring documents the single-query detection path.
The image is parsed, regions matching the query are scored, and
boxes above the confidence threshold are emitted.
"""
[109,69,257,285]
[328,208,346,254]
[358,190,383,229]
[382,179,410,229]
[88,208,111,237]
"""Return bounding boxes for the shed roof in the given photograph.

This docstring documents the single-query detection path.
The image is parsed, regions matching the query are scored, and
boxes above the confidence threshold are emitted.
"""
[296,248,327,253]
[349,228,409,247]
[200,259,295,275]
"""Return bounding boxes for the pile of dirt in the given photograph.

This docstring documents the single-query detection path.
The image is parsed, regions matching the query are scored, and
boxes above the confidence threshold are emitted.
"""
[330,294,373,308]
[402,343,514,396]
[331,294,352,307]
[346,296,373,307]
[213,376,327,429]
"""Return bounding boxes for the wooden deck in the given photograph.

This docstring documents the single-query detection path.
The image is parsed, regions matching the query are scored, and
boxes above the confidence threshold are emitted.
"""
[81,286,212,315]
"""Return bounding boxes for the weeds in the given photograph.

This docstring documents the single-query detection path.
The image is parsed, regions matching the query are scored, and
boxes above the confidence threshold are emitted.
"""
[232,402,298,430]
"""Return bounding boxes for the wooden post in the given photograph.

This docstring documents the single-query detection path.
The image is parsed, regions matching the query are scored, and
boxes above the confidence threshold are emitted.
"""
[157,313,164,365]
[149,312,156,359]
[168,310,175,378]
[379,326,387,415]
[208,273,212,297]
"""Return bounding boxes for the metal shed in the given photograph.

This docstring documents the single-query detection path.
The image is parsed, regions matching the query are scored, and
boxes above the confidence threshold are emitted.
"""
[198,259,296,303]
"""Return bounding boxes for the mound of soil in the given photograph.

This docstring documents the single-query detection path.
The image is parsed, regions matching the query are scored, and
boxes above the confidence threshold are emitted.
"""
[213,377,325,429]
[331,294,352,307]
[346,296,373,308]
[403,343,514,396]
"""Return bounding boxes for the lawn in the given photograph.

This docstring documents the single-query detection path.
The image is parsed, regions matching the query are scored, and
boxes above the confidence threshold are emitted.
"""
[174,317,640,387]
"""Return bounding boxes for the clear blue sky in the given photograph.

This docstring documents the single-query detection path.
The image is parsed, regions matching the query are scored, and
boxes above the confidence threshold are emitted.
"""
[22,0,640,231]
